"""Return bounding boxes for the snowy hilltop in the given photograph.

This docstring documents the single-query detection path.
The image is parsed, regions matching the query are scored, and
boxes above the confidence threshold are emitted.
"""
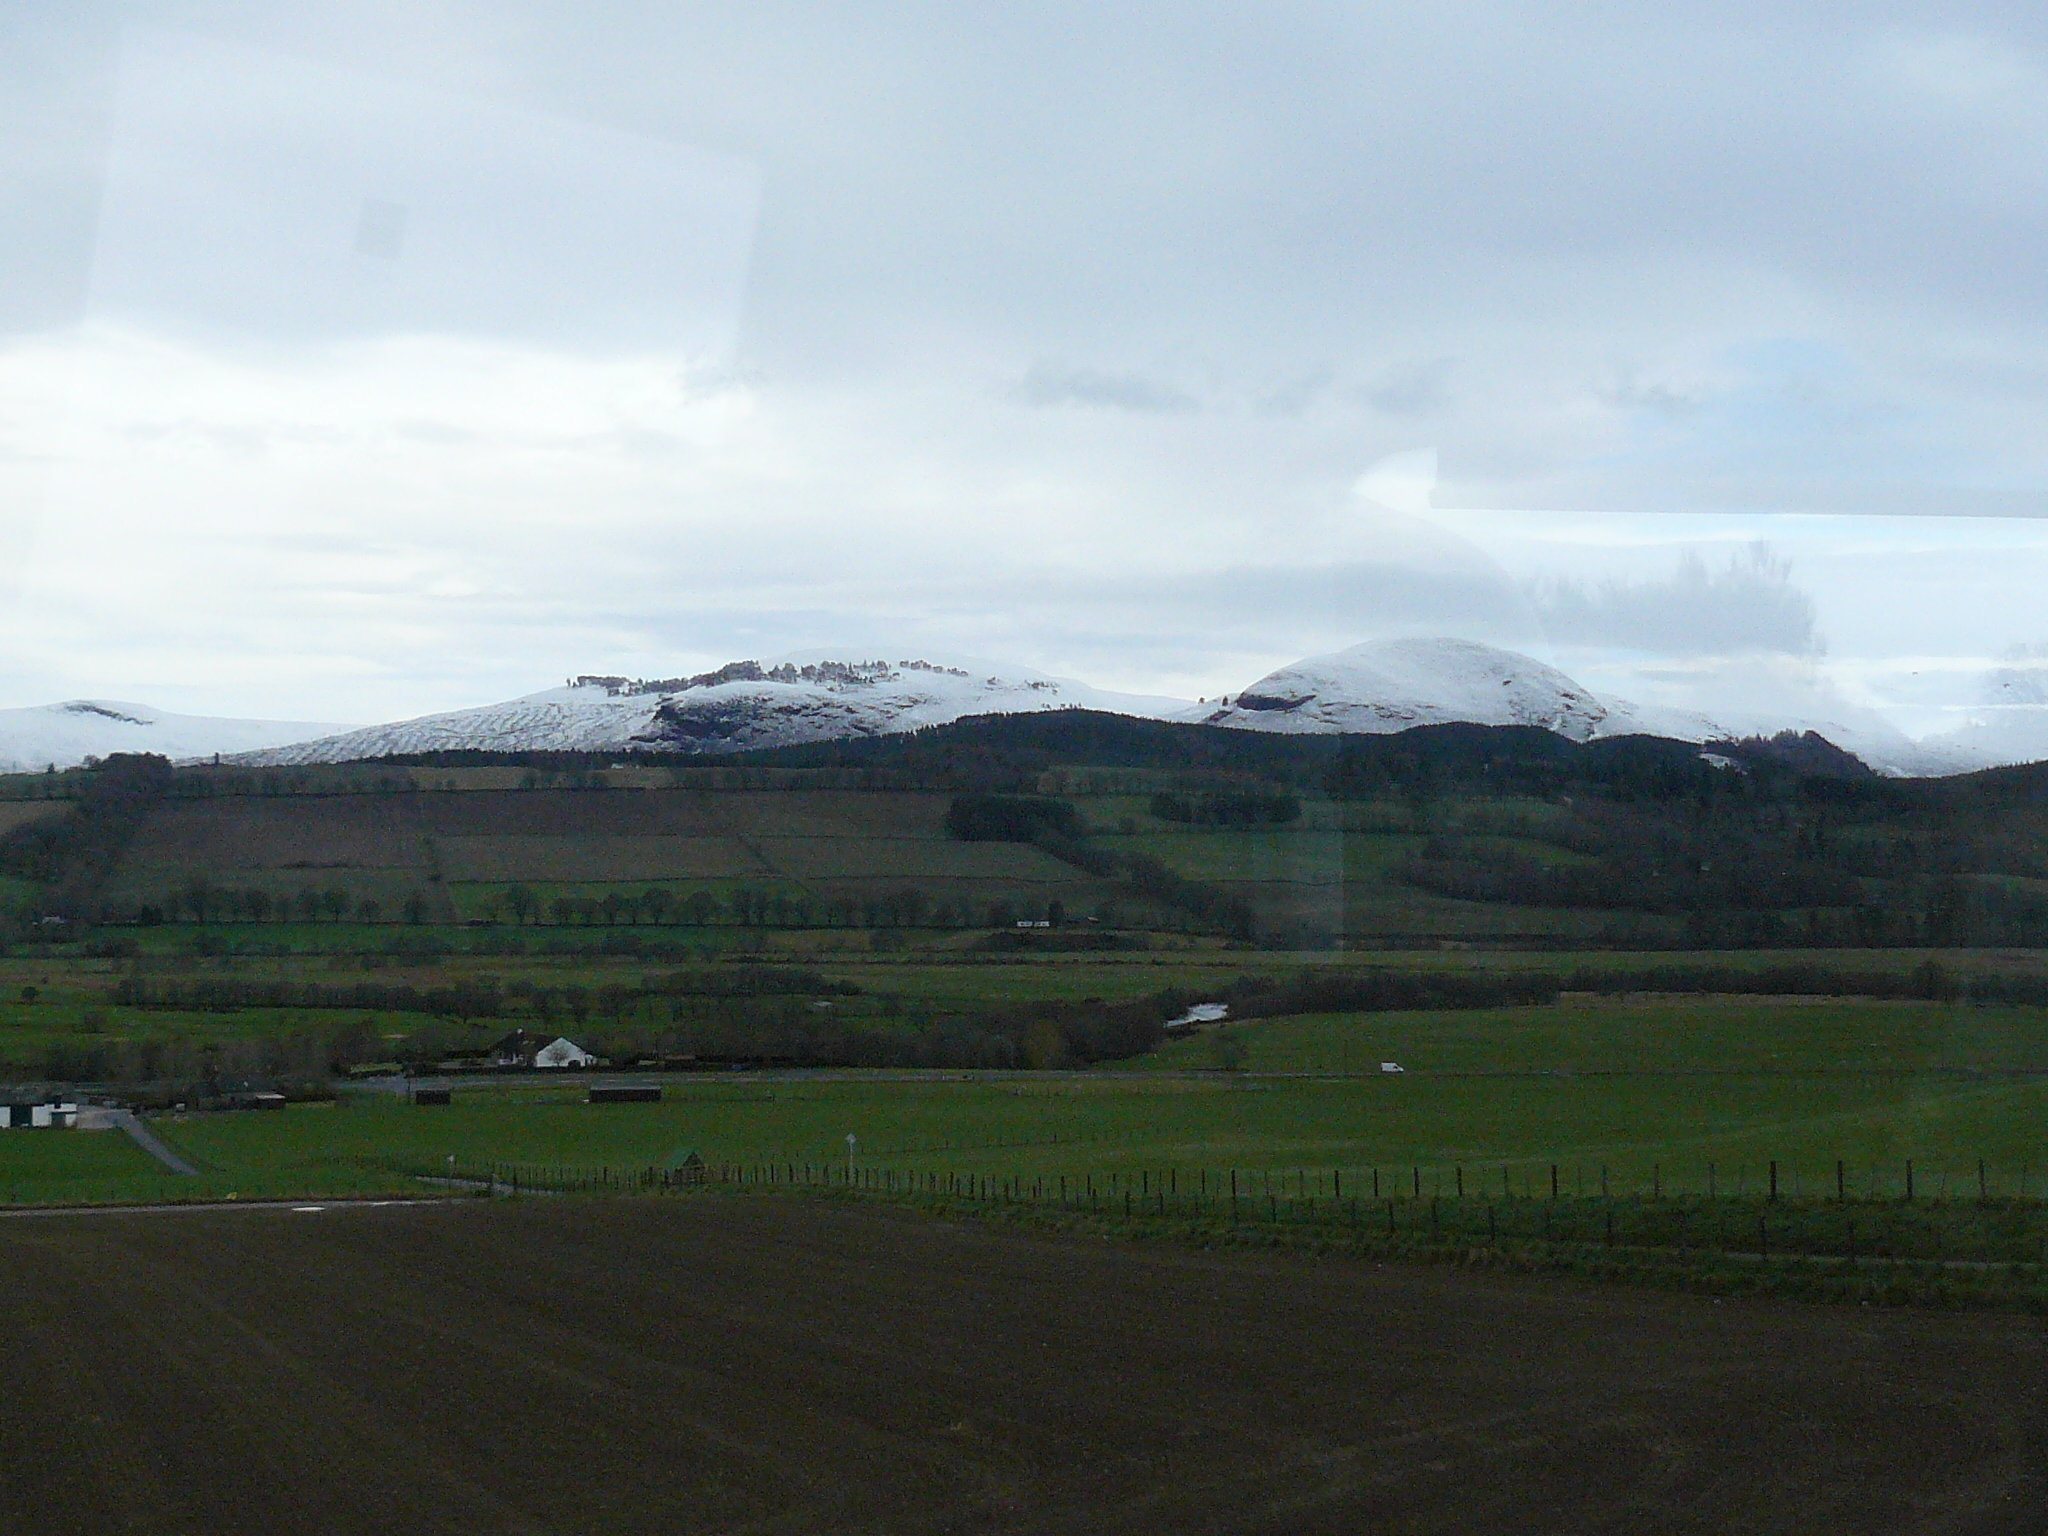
[1185,638,1689,742]
[226,655,1188,766]
[1188,638,1983,777]
[0,700,353,775]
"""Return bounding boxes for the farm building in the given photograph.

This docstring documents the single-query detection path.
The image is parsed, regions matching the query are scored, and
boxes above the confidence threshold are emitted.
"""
[1,1101,77,1129]
[489,1030,597,1069]
[535,1037,598,1069]
[589,1084,660,1104]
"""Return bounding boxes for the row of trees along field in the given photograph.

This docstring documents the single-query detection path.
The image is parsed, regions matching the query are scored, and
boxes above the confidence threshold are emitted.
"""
[130,882,1105,931]
[137,886,434,925]
[63,966,1178,1079]
[17,952,2032,1088]
[495,883,1096,931]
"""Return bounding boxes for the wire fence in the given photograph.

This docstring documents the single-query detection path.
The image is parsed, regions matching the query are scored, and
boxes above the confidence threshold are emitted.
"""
[365,1154,2048,1273]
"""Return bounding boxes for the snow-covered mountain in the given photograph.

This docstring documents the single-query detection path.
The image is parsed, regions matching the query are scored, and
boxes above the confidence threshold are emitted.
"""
[0,700,354,774]
[36,638,2013,777]
[1186,638,1712,743]
[228,656,1190,765]
[1186,638,1989,776]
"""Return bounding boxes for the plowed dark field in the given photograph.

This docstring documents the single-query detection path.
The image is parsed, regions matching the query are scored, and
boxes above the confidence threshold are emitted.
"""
[3,1197,2042,1534]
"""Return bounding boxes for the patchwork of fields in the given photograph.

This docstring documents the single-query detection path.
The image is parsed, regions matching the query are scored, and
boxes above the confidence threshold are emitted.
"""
[103,787,1125,926]
[77,779,1648,941]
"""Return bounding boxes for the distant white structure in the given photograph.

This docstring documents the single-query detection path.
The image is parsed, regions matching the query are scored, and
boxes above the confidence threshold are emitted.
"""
[490,1029,597,1069]
[1165,1002,1230,1031]
[1380,1062,1404,1074]
[533,1037,598,1070]
[0,1101,78,1128]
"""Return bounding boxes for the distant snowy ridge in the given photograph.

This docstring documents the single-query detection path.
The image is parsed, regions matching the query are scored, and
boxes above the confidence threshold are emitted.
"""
[0,700,354,774]
[1194,638,1980,778]
[1188,639,1661,742]
[227,656,1190,766]
[47,639,2017,776]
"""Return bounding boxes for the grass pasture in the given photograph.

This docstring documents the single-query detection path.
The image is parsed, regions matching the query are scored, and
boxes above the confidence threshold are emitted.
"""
[6,995,2044,1211]
[1146,998,2048,1076]
[122,994,2048,1212]
[0,1125,192,1206]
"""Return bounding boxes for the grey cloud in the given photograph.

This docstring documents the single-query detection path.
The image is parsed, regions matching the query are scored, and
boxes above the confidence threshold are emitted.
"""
[1014,361,1199,414]
[1255,363,1336,417]
[1982,645,2048,706]
[10,3,2048,722]
[1533,543,1822,657]
[1358,360,1452,417]
[1602,375,1707,418]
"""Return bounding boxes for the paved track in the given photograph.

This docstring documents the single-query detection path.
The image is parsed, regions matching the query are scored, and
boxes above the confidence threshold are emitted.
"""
[108,1109,201,1176]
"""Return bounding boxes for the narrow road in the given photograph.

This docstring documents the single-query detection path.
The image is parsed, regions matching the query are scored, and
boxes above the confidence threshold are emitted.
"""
[111,1110,200,1177]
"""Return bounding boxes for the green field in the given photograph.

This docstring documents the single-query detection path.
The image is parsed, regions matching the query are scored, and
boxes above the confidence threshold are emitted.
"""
[0,1127,196,1205]
[1143,998,2048,1075]
[7,992,2048,1308]
[8,997,2013,1210]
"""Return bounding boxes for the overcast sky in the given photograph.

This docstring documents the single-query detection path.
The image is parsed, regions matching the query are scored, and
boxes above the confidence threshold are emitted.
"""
[5,2,2048,735]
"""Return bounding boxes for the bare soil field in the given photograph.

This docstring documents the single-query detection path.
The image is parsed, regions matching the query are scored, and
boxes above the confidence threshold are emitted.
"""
[435,832,774,883]
[2,1196,2040,1534]
[417,788,958,840]
[111,795,434,885]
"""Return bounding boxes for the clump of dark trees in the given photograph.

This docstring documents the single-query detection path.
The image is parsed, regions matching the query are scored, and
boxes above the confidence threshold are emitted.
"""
[947,792,1256,939]
[0,753,172,924]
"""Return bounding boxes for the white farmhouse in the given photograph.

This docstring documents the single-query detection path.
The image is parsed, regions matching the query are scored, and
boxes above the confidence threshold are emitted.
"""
[533,1036,598,1069]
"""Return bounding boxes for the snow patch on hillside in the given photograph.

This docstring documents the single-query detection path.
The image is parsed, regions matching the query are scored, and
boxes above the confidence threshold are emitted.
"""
[0,700,354,773]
